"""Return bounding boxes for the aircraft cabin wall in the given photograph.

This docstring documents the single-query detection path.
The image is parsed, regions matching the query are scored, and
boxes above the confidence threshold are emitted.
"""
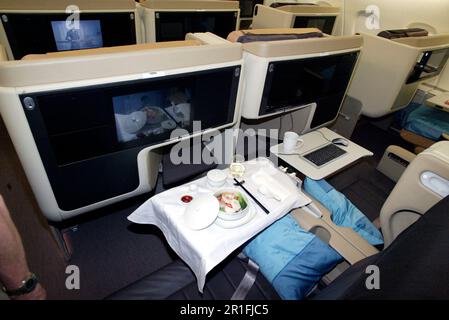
[343,0,449,35]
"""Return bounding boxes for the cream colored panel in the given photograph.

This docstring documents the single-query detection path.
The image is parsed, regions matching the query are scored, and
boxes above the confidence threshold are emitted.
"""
[271,128,373,180]
[393,34,449,50]
[347,33,420,118]
[187,32,231,44]
[380,141,449,247]
[134,6,144,44]
[0,88,60,220]
[277,5,340,14]
[377,145,416,183]
[252,5,293,29]
[0,44,6,61]
[140,0,239,10]
[291,194,378,265]
[0,0,136,11]
[0,43,242,87]
[243,35,362,58]
[22,40,203,60]
[0,19,12,60]
[263,0,342,7]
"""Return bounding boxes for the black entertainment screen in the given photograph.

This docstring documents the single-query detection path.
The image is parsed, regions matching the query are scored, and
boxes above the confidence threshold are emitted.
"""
[260,51,359,128]
[113,87,192,144]
[51,20,103,51]
[23,66,240,166]
[20,66,240,210]
[293,16,336,35]
[155,11,237,42]
[1,12,136,59]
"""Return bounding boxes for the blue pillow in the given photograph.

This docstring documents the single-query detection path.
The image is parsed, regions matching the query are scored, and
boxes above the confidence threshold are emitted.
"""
[399,102,449,141]
[243,178,383,300]
[303,178,384,246]
[243,215,342,300]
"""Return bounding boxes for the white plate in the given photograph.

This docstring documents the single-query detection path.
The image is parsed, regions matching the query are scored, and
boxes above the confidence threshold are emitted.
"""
[214,203,256,229]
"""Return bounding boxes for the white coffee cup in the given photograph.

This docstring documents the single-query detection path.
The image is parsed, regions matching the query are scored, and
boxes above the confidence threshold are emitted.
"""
[283,131,304,153]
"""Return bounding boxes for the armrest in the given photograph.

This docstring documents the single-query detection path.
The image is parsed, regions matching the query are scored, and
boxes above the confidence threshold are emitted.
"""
[291,195,378,265]
[377,145,417,182]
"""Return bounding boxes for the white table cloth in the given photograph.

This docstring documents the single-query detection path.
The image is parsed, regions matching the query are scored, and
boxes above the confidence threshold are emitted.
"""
[127,158,311,292]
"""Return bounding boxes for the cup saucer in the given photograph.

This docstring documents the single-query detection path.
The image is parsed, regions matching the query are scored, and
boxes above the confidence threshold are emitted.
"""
[280,144,300,154]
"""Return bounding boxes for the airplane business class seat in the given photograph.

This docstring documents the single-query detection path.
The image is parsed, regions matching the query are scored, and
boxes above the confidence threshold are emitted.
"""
[107,253,281,300]
[107,195,449,300]
[399,102,449,154]
[347,32,449,154]
[108,142,449,300]
[313,194,449,300]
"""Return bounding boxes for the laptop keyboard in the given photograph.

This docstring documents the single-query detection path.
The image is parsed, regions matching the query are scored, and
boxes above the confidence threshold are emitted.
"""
[302,143,347,167]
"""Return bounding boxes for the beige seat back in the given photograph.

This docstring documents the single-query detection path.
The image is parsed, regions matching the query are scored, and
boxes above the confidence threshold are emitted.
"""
[0,35,243,221]
[348,33,449,118]
[0,45,6,61]
[380,141,449,247]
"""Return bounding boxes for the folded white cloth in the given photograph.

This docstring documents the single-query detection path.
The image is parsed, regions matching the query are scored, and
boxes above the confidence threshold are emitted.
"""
[127,158,311,292]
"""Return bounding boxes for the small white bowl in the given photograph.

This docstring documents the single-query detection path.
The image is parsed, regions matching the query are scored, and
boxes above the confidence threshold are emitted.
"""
[207,169,226,188]
[214,188,250,221]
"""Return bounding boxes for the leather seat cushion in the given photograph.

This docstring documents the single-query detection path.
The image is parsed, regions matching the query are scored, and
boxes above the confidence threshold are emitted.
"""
[106,255,280,300]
